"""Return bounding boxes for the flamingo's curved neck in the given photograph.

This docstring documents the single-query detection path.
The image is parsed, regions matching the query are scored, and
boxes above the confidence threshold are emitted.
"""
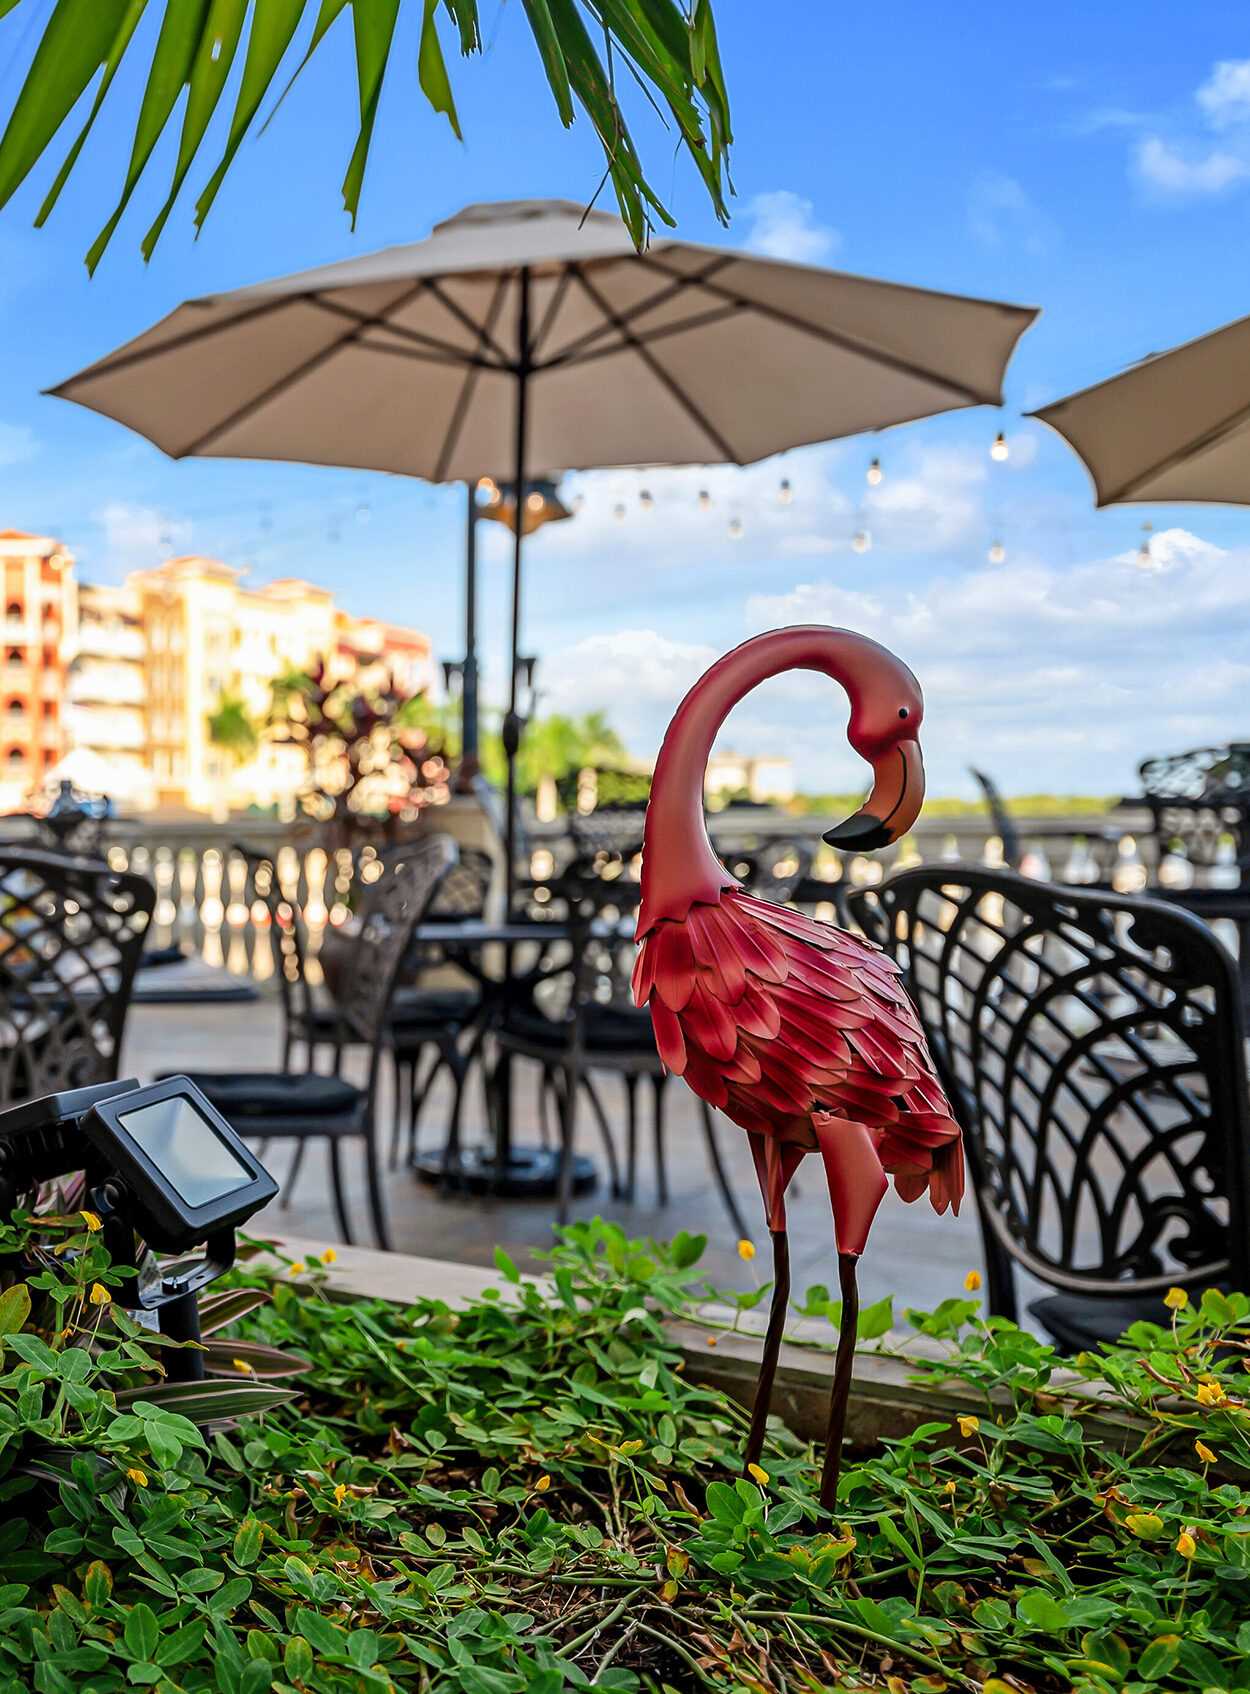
[639,626,888,933]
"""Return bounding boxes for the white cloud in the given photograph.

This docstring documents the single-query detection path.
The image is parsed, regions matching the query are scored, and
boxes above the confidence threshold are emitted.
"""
[967,172,1057,254]
[863,444,986,549]
[733,526,1250,794]
[95,502,192,569]
[0,422,37,466]
[1135,136,1249,196]
[1196,59,1250,128]
[743,191,840,264]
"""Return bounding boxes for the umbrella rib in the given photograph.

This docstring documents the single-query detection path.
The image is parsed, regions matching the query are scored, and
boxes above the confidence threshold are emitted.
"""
[641,255,993,405]
[537,255,736,368]
[570,301,744,365]
[571,266,738,463]
[530,265,576,360]
[1084,393,1250,504]
[309,291,502,368]
[434,273,511,483]
[423,276,514,368]
[175,280,430,458]
[44,296,293,391]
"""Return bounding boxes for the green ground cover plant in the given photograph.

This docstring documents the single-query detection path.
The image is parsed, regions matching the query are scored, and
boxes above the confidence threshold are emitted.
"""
[1,1210,1248,1693]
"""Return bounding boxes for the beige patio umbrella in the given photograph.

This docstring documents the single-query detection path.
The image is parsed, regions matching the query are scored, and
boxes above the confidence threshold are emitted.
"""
[1031,310,1250,505]
[49,195,1037,910]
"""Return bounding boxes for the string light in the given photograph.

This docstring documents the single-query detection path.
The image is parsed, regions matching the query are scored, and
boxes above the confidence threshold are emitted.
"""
[355,502,371,524]
[987,540,1006,565]
[697,489,711,510]
[639,488,654,511]
[851,529,871,554]
[477,476,499,503]
[613,502,627,522]
[525,491,545,514]
[727,517,744,541]
[866,457,883,487]
[778,478,793,504]
[571,493,585,513]
[1137,520,1153,567]
[990,432,1010,463]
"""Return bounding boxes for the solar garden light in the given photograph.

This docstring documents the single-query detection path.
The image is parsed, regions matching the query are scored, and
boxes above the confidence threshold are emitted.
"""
[0,1077,277,1382]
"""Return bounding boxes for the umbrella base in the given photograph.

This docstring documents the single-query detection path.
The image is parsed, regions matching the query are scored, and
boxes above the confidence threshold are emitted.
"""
[414,1142,597,1199]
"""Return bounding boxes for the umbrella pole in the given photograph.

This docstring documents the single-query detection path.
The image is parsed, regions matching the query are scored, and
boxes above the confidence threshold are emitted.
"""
[502,266,530,922]
[460,481,480,779]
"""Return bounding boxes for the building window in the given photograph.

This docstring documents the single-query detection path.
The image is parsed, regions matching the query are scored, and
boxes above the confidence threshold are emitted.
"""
[5,604,21,625]
[6,748,22,766]
[6,700,23,717]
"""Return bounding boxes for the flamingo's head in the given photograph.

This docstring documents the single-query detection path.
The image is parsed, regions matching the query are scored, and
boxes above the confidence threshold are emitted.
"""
[824,648,925,852]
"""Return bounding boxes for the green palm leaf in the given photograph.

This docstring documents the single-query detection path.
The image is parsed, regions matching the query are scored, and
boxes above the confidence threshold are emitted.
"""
[0,0,732,268]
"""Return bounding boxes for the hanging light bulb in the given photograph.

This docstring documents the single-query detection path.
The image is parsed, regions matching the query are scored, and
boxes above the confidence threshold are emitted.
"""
[525,490,546,514]
[355,502,371,524]
[639,488,654,511]
[727,516,744,541]
[1137,520,1154,568]
[613,502,627,522]
[697,488,711,510]
[866,457,883,487]
[987,539,1006,565]
[778,477,793,504]
[477,476,499,503]
[851,529,871,554]
[990,432,1010,463]
[571,492,585,513]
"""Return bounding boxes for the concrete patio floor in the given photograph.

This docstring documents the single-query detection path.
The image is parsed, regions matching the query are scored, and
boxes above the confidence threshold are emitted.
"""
[120,993,984,1318]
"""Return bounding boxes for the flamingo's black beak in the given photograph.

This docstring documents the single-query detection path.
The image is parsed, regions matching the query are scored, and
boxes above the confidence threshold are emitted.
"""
[824,739,924,851]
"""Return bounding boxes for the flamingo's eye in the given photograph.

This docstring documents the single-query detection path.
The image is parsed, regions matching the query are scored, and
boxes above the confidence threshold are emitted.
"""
[898,707,910,720]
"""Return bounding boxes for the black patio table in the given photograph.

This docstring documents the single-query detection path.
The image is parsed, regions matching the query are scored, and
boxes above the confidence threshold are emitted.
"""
[408,913,633,1200]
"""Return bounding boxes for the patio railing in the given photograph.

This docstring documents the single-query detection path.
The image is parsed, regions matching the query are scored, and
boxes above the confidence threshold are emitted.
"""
[7,798,1239,979]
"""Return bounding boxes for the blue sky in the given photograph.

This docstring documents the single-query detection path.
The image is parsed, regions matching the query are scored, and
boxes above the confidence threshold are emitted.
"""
[2,2,1250,798]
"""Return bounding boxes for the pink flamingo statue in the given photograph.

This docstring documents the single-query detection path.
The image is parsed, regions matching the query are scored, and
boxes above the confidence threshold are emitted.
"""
[632,626,963,1508]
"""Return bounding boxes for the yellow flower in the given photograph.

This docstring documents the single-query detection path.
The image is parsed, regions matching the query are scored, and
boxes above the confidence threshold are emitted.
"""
[1163,1286,1189,1311]
[322,1248,337,1264]
[1176,1528,1197,1559]
[88,1283,111,1306]
[943,1479,957,1495]
[287,1261,305,1276]
[79,1210,102,1232]
[957,1415,980,1438]
[1195,1440,1217,1465]
[232,1358,253,1375]
[737,1239,756,1262]
[747,1463,769,1486]
[534,1475,551,1493]
[126,1468,148,1488]
[333,1483,347,1505]
[964,1269,982,1292]
[706,1335,718,1347]
[1196,1381,1225,1408]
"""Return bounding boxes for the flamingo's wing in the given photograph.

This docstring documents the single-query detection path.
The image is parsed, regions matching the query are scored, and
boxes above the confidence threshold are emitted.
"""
[635,891,964,1217]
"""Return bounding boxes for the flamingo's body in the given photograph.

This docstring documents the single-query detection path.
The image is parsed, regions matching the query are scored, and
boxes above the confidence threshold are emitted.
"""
[632,626,963,1503]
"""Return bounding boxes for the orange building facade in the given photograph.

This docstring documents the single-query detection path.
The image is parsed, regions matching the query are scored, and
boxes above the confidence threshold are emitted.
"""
[0,530,76,809]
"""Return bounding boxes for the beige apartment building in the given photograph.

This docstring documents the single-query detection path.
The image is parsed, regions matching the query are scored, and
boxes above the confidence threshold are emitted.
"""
[0,530,76,815]
[62,555,433,815]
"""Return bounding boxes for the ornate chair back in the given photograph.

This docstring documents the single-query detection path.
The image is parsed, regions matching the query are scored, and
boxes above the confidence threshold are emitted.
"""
[0,848,154,1102]
[850,864,1250,1322]
[1138,742,1250,885]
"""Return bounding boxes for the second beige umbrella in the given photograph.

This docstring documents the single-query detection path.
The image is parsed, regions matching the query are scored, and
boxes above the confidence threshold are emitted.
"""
[1032,310,1250,505]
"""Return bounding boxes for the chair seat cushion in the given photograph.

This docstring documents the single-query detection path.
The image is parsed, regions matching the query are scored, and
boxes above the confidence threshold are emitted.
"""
[391,988,479,1028]
[503,1003,655,1055]
[1028,1292,1215,1352]
[160,1070,362,1120]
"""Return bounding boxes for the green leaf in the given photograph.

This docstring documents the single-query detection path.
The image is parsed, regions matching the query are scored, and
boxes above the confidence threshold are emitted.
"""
[1016,1589,1071,1632]
[283,1636,314,1681]
[670,1231,707,1269]
[35,0,149,227]
[155,1621,207,1666]
[418,0,460,138]
[141,0,249,255]
[704,1480,744,1524]
[115,1381,298,1419]
[0,0,135,208]
[296,1607,345,1656]
[1137,1636,1181,1681]
[123,1601,159,1662]
[857,1293,894,1340]
[493,1246,520,1283]
[231,1518,263,1567]
[194,0,307,228]
[340,0,400,226]
[520,0,573,126]
[0,1282,31,1340]
[86,0,214,271]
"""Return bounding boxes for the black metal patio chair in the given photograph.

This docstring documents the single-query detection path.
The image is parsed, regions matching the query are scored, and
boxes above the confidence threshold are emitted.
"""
[850,864,1250,1350]
[0,848,154,1104]
[490,891,750,1235]
[170,836,457,1249]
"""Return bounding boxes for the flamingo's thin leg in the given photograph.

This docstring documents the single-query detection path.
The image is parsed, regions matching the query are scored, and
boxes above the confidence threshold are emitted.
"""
[744,1226,790,1475]
[820,1251,859,1509]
